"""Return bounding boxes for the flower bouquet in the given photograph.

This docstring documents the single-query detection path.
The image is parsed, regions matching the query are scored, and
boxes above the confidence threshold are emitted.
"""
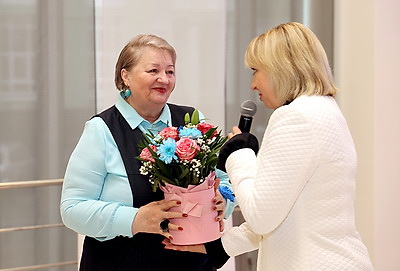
[137,110,227,244]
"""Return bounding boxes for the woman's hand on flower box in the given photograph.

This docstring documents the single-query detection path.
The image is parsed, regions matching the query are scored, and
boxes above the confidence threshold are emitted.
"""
[131,199,185,240]
[213,178,225,232]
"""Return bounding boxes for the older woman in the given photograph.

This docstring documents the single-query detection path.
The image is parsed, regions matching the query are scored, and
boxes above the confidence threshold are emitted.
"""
[60,34,234,271]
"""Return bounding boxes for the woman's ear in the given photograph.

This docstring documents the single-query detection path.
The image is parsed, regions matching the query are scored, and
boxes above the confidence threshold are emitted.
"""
[121,68,129,83]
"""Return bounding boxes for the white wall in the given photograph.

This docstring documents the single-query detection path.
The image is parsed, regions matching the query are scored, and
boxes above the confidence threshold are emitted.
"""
[373,0,400,269]
[335,0,400,270]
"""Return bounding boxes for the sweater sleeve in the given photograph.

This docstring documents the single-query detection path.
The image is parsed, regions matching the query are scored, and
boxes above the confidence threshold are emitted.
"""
[225,107,319,235]
[60,118,136,240]
[216,168,237,218]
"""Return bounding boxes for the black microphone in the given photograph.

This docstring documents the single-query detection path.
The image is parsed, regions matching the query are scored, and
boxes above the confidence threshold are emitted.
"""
[238,100,257,133]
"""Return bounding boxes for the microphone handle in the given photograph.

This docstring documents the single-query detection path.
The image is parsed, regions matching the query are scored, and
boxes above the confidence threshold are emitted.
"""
[238,116,253,133]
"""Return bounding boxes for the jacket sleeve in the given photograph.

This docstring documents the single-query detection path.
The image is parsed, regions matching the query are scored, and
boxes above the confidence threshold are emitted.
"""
[221,222,261,256]
[205,222,261,268]
[225,107,320,235]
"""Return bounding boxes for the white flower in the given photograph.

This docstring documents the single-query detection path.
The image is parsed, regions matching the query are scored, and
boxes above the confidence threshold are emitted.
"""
[190,159,201,168]
[139,166,149,175]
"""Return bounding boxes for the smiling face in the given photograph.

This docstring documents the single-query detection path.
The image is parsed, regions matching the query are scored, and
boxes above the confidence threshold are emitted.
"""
[250,68,280,109]
[121,47,176,115]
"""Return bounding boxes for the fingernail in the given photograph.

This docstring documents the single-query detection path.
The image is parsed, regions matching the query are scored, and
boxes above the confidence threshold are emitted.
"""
[176,201,181,205]
[213,206,217,211]
[169,235,173,240]
[216,217,220,221]
[182,214,188,217]
[178,227,183,231]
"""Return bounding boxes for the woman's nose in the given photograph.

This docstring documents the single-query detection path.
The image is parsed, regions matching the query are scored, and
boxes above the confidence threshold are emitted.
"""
[157,73,169,84]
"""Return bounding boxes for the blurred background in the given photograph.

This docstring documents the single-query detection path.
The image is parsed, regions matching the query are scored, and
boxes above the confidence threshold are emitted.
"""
[0,0,399,270]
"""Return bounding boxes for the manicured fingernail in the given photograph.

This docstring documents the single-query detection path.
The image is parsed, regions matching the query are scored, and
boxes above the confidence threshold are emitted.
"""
[216,217,221,221]
[178,227,183,231]
[182,214,188,217]
[213,206,217,210]
[169,235,173,240]
[176,201,181,205]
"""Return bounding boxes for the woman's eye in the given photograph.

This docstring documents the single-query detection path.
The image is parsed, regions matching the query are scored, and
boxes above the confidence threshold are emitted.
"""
[167,70,175,75]
[148,69,158,73]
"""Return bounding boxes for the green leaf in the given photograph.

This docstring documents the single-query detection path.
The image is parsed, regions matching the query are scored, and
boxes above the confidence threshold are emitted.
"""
[204,127,217,138]
[191,109,200,125]
[178,167,190,180]
[184,113,190,124]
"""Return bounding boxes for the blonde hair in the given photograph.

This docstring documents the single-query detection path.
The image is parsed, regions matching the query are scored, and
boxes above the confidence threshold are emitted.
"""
[114,34,177,91]
[245,22,337,104]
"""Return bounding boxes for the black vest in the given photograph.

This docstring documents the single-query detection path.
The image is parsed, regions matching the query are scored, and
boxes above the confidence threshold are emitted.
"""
[79,104,216,271]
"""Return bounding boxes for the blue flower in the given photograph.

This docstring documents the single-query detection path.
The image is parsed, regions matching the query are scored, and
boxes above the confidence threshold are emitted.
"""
[179,127,202,139]
[218,186,235,202]
[157,138,177,164]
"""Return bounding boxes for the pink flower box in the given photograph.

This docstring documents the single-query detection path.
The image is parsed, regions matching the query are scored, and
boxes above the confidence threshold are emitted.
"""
[161,172,221,245]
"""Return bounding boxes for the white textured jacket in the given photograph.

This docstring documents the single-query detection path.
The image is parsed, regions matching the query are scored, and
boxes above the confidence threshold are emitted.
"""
[221,95,374,270]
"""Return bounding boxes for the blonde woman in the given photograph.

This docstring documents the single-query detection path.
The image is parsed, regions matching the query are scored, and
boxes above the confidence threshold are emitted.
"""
[165,22,375,271]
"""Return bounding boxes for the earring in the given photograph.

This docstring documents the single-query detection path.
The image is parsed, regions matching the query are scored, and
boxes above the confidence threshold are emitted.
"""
[120,89,131,99]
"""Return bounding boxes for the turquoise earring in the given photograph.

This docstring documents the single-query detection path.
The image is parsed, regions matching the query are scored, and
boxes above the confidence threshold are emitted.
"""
[120,89,131,99]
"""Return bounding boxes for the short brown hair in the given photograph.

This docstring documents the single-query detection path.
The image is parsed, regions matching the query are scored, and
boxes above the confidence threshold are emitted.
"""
[114,34,177,90]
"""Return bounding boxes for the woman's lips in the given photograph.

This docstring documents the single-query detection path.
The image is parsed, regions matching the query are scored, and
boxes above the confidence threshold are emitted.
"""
[153,87,166,93]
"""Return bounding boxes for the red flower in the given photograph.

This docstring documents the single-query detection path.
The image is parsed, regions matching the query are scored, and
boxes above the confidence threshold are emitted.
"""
[197,122,218,138]
[139,145,157,162]
[175,138,200,161]
[159,127,179,140]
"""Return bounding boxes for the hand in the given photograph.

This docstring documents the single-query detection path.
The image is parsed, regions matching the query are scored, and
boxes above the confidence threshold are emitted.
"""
[213,178,225,232]
[227,126,242,139]
[131,199,184,240]
[162,238,206,254]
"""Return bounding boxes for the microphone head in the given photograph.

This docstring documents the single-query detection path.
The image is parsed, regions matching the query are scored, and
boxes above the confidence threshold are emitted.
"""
[240,100,257,117]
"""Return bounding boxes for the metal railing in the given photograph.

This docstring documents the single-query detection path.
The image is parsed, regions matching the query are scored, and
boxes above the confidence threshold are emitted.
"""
[0,179,63,190]
[0,261,78,271]
[0,179,78,271]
